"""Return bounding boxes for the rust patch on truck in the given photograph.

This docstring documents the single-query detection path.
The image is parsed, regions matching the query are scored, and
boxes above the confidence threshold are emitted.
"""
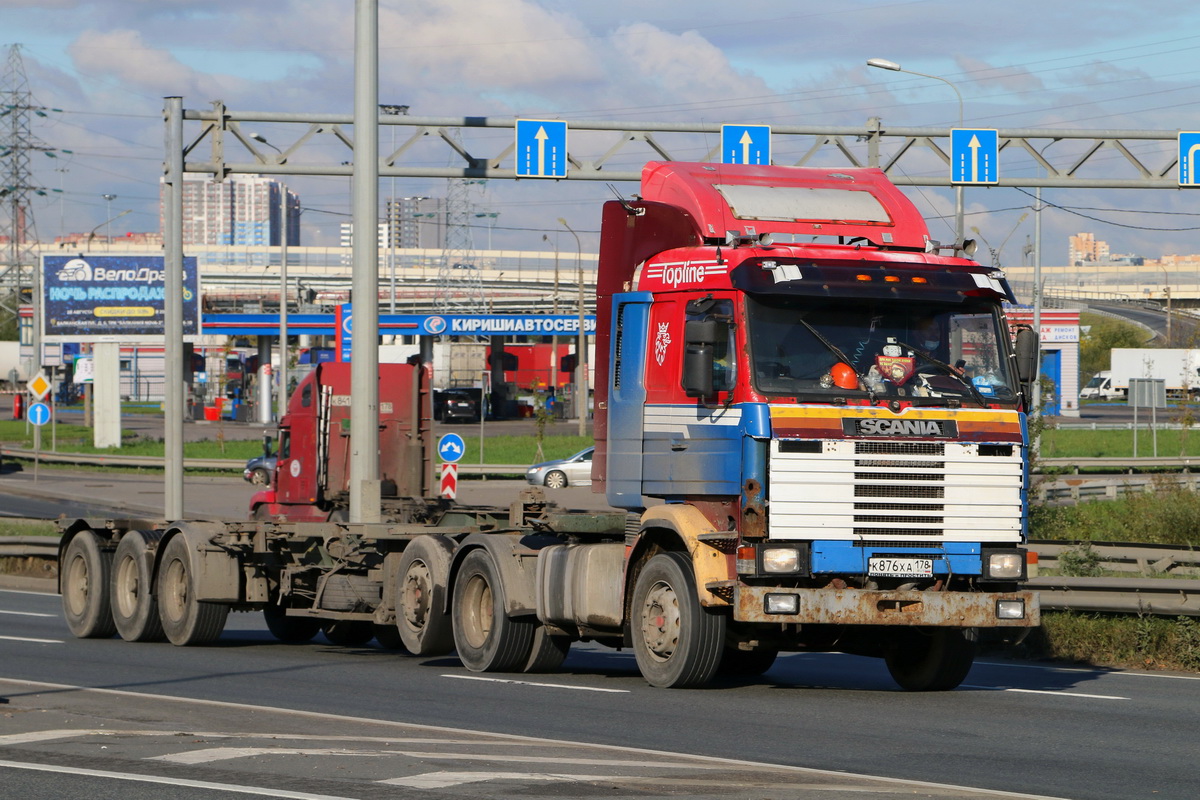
[735,585,1040,627]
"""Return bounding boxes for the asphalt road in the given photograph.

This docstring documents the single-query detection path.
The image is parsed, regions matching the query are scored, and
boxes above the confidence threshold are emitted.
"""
[3,586,1200,800]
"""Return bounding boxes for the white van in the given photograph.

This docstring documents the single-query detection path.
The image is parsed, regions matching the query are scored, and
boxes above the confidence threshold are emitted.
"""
[1079,370,1120,400]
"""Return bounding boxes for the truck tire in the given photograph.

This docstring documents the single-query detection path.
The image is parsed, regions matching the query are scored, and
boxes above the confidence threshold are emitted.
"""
[395,536,455,656]
[110,531,165,642]
[452,548,536,672]
[61,532,117,639]
[373,623,406,650]
[157,536,229,646]
[322,620,375,646]
[263,604,321,643]
[884,628,977,691]
[630,552,725,689]
[522,626,570,673]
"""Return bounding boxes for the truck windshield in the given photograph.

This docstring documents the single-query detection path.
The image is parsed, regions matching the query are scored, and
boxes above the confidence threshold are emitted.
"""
[745,296,1018,406]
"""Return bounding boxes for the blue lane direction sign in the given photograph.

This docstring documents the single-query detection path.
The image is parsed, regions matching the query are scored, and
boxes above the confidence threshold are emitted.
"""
[950,128,999,184]
[515,119,568,178]
[721,124,771,165]
[437,432,466,463]
[28,401,51,427]
[1179,133,1200,186]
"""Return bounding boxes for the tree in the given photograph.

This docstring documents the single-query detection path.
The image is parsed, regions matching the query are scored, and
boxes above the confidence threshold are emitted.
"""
[1079,313,1149,378]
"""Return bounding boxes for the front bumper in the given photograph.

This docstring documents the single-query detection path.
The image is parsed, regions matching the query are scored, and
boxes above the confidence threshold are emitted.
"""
[735,585,1039,627]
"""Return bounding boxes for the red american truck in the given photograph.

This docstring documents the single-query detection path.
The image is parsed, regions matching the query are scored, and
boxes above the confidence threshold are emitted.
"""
[58,161,1040,689]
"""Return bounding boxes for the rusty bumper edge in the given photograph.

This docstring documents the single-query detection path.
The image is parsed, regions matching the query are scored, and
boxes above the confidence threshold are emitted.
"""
[735,586,1040,627]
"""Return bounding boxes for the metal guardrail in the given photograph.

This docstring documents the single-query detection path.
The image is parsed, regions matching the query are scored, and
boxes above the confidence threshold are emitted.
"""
[2,534,1196,617]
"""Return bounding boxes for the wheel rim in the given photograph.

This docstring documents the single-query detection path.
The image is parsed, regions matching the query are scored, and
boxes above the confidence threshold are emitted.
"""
[162,558,188,625]
[252,470,268,485]
[114,554,140,618]
[460,573,493,650]
[639,580,681,663]
[64,552,89,617]
[545,471,566,489]
[400,560,432,632]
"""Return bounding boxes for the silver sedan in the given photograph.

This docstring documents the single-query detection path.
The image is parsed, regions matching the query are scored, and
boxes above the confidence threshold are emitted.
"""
[525,446,594,489]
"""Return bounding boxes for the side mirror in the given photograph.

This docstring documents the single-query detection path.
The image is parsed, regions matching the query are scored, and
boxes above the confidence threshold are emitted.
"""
[682,319,721,398]
[683,343,714,397]
[1015,327,1039,385]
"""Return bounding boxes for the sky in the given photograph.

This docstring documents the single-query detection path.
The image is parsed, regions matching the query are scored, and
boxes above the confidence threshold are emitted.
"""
[6,0,1200,266]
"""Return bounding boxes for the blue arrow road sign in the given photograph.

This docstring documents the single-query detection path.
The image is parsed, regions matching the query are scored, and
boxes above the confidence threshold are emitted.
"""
[951,129,999,184]
[1179,133,1200,186]
[28,401,50,426]
[515,119,568,178]
[721,124,771,165]
[438,432,466,463]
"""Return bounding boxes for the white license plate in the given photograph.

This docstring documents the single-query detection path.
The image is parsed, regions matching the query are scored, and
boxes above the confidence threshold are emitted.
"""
[868,557,934,577]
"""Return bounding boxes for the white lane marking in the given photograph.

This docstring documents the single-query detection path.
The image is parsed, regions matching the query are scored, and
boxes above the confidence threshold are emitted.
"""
[977,659,1200,682]
[442,674,629,693]
[0,679,1076,800]
[962,685,1129,700]
[0,759,357,800]
[0,635,61,644]
[0,729,544,747]
[156,747,723,769]
[0,589,57,597]
[383,771,613,789]
[0,609,55,617]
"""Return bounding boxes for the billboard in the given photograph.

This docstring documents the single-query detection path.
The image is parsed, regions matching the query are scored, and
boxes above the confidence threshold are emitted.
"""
[40,255,200,342]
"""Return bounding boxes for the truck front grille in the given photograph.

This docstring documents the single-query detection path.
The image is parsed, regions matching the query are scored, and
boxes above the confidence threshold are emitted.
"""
[768,436,1022,544]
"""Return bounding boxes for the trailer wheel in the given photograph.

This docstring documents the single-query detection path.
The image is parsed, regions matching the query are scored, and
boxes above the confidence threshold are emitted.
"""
[395,536,455,656]
[717,646,778,677]
[110,531,165,642]
[522,626,570,673]
[884,628,977,691]
[630,552,725,688]
[157,536,229,646]
[322,620,376,646]
[262,604,321,643]
[61,532,117,639]
[452,548,535,672]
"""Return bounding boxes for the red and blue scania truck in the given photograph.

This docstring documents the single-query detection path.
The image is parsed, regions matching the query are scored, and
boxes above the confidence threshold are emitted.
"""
[58,160,1040,690]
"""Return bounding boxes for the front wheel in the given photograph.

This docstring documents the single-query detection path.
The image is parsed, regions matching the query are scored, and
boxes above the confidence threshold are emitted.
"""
[110,531,165,642]
[452,548,535,672]
[249,468,270,485]
[157,536,229,646]
[630,552,725,688]
[885,628,977,691]
[543,470,568,489]
[61,532,116,639]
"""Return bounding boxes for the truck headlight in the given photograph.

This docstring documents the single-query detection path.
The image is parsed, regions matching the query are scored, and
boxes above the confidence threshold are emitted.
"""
[761,546,802,574]
[996,599,1026,619]
[986,551,1025,580]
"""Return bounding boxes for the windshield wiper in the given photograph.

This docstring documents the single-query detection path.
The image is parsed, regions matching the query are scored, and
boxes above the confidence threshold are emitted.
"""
[793,318,878,402]
[895,340,990,407]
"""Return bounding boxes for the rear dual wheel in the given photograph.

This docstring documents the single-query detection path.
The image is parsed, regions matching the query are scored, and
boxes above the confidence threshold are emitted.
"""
[885,628,976,691]
[61,532,116,639]
[110,531,165,642]
[452,549,537,673]
[157,536,229,646]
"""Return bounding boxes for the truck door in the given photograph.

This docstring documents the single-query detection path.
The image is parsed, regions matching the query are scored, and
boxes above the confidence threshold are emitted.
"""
[276,380,320,505]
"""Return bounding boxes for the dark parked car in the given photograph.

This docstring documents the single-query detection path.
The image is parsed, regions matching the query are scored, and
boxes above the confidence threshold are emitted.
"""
[441,390,479,423]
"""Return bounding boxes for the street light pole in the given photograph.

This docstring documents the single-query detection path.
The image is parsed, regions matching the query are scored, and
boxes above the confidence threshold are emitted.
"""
[252,133,291,422]
[542,233,561,392]
[101,193,117,248]
[557,218,586,435]
[379,104,408,315]
[867,58,965,250]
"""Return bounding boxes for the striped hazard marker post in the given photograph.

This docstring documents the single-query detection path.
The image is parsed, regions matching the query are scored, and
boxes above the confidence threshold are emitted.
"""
[440,463,458,499]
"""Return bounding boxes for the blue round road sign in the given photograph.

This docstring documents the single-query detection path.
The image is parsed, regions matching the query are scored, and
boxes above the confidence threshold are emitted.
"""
[28,401,51,426]
[437,432,465,463]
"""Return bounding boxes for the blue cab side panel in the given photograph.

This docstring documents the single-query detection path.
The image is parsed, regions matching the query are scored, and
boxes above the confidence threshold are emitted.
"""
[642,405,743,497]
[605,293,653,508]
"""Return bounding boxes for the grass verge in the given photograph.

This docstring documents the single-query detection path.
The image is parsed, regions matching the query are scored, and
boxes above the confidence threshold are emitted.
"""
[1018,612,1200,673]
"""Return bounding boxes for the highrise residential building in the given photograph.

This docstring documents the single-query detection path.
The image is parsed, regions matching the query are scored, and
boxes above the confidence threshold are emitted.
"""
[340,197,445,249]
[160,174,299,247]
[1068,232,1109,266]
